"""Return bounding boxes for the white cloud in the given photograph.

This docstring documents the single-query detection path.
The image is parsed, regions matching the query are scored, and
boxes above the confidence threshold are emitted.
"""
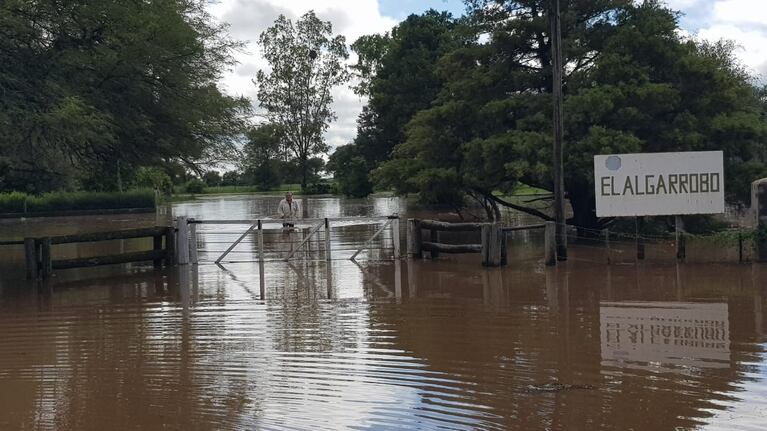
[207,0,397,149]
[693,0,767,82]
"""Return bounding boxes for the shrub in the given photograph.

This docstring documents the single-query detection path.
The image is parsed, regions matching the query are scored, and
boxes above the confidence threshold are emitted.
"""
[0,190,155,214]
[0,192,28,213]
[184,178,206,194]
[302,182,333,195]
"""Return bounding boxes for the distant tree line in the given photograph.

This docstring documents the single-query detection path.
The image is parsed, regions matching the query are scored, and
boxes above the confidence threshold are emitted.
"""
[330,1,767,227]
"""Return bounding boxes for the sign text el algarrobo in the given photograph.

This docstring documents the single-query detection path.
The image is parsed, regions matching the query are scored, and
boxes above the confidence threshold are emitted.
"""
[593,151,725,217]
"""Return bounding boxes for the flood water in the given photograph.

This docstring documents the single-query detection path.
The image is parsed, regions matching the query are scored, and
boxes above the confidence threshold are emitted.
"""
[0,195,765,430]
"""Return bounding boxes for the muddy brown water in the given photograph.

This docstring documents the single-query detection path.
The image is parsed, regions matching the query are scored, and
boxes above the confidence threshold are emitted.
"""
[0,195,765,430]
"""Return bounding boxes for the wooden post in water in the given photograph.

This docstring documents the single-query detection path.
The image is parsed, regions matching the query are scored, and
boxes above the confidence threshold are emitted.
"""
[482,224,503,267]
[636,217,645,261]
[430,228,440,259]
[165,226,176,266]
[407,219,422,259]
[753,178,767,262]
[392,217,401,259]
[544,221,556,266]
[176,217,189,265]
[153,234,163,269]
[258,220,265,263]
[24,238,38,279]
[40,237,52,279]
[675,215,686,262]
[603,228,611,265]
[500,232,508,266]
[189,219,198,264]
[324,218,331,261]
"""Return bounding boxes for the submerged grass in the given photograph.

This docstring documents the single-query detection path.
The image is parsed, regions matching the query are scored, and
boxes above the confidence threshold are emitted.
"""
[0,190,155,214]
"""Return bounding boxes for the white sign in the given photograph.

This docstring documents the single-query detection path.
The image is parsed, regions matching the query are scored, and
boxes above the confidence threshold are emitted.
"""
[601,301,730,370]
[594,151,724,217]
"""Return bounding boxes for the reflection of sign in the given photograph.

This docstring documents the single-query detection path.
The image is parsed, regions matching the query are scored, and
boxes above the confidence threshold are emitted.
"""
[601,302,729,369]
[594,151,725,217]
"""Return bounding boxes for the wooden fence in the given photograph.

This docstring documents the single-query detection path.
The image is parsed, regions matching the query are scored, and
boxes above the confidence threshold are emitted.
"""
[407,219,556,267]
[25,226,174,280]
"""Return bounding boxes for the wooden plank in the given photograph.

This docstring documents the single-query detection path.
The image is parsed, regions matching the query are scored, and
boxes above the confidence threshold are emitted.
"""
[53,250,167,269]
[0,240,24,246]
[421,242,482,254]
[24,238,37,279]
[484,224,503,266]
[50,227,167,245]
[419,219,484,232]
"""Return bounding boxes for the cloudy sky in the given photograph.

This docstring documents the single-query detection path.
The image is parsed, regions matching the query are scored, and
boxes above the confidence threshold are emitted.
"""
[206,0,767,150]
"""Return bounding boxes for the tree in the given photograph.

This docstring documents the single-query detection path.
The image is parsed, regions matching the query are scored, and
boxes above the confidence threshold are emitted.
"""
[350,11,463,168]
[374,1,767,227]
[327,145,373,197]
[242,124,284,190]
[0,0,250,193]
[255,11,349,190]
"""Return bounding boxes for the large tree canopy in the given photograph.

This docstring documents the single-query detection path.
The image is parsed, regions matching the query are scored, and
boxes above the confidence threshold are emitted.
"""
[0,0,250,193]
[256,11,349,190]
[372,1,767,226]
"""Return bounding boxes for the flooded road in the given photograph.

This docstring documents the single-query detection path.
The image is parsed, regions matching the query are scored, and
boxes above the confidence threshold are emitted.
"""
[0,195,765,430]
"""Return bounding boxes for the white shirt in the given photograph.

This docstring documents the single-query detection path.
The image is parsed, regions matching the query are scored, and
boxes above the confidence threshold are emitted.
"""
[278,199,301,219]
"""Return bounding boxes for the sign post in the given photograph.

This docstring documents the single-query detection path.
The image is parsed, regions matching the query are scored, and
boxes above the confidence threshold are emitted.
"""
[594,151,725,262]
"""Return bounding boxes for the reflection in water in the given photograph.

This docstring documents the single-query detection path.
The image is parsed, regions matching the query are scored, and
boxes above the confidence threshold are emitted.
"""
[0,195,766,429]
[601,301,730,369]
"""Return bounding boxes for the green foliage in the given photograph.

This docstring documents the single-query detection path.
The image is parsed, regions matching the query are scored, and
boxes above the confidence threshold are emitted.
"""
[256,11,349,189]
[242,124,284,190]
[135,167,173,195]
[184,178,206,194]
[302,182,334,195]
[327,145,374,197]
[371,1,767,225]
[0,190,154,213]
[202,171,222,187]
[0,0,250,193]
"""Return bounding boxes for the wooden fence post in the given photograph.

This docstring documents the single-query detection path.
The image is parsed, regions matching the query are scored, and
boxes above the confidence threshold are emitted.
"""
[40,237,52,279]
[603,228,611,265]
[407,219,422,259]
[430,229,440,259]
[24,238,38,279]
[153,234,163,268]
[392,217,400,259]
[189,218,198,264]
[165,226,176,266]
[636,217,645,261]
[544,221,556,266]
[482,224,502,267]
[752,178,767,262]
[176,216,189,265]
[675,215,686,262]
[324,218,331,261]
[500,232,508,266]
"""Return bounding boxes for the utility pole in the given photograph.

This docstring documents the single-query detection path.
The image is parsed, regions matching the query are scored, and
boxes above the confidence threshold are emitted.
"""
[550,0,567,260]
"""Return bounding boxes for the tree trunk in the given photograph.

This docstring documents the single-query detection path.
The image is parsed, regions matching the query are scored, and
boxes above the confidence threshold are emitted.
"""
[568,187,601,238]
[300,157,308,191]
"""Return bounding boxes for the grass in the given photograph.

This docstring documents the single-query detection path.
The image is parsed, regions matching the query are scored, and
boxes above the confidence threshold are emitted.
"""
[0,190,155,214]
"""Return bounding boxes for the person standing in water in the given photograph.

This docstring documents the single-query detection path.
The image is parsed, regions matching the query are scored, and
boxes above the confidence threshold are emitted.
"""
[278,191,301,228]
